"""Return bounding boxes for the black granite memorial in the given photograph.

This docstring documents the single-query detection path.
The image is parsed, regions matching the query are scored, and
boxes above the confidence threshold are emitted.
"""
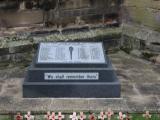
[23,42,120,98]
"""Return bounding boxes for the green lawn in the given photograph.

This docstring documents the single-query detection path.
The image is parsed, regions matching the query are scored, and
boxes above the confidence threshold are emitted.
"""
[0,113,159,120]
[0,115,10,120]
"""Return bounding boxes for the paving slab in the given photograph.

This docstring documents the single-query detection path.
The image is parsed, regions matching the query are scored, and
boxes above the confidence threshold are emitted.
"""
[125,95,158,112]
[136,83,160,95]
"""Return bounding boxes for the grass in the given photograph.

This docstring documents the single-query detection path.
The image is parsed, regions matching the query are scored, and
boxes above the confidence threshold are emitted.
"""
[0,115,10,120]
[0,113,159,120]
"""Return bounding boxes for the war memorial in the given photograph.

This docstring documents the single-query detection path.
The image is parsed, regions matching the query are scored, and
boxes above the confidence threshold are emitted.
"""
[0,0,160,119]
[23,42,120,98]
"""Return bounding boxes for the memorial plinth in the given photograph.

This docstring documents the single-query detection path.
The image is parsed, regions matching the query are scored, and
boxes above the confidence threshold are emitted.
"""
[23,42,120,98]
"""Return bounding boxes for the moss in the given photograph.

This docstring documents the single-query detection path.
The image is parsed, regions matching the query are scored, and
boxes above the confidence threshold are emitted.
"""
[0,27,122,49]
[107,47,120,54]
[44,27,121,42]
[120,46,132,54]
[142,51,156,60]
[0,62,10,68]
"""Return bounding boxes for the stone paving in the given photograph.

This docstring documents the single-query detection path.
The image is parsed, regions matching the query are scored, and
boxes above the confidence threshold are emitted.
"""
[0,51,159,112]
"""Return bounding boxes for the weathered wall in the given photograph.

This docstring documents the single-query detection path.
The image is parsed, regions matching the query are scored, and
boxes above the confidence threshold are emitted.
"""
[0,0,160,65]
[121,0,160,55]
[0,27,121,67]
[0,0,120,27]
[123,0,160,32]
[110,0,160,64]
[0,10,43,27]
[0,0,122,65]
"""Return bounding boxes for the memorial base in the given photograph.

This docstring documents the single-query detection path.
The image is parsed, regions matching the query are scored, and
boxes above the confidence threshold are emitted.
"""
[23,81,120,98]
[23,58,120,98]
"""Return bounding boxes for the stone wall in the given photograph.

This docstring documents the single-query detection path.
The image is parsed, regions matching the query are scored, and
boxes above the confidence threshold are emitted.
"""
[0,27,121,66]
[123,0,160,32]
[121,0,160,54]
[0,0,122,64]
[0,0,121,27]
[0,0,160,65]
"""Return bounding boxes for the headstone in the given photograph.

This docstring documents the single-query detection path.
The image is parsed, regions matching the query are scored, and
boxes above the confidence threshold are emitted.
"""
[23,42,120,98]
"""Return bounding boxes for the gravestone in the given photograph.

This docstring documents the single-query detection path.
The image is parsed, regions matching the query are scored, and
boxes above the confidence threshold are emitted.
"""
[23,42,120,98]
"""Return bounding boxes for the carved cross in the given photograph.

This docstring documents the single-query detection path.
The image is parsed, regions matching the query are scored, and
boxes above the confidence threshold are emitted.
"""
[69,46,74,60]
